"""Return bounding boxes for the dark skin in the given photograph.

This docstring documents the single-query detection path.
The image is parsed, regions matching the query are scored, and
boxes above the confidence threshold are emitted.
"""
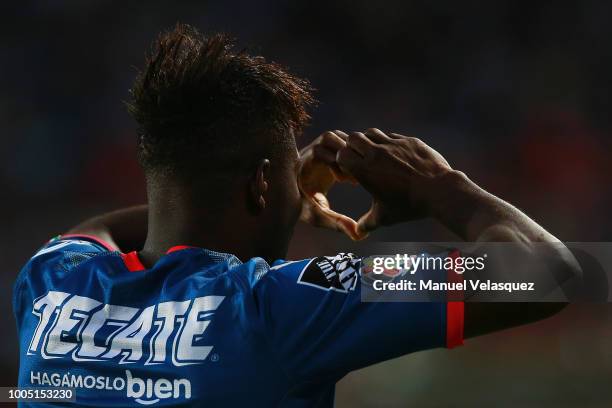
[138,153,302,266]
[69,128,580,340]
[71,150,302,265]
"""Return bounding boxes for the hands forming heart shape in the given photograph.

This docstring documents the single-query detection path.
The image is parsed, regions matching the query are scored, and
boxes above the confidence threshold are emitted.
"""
[297,129,454,241]
[298,131,366,241]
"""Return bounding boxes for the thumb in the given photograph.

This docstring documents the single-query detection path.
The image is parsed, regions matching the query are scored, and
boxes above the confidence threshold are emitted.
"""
[357,202,382,235]
[301,193,368,241]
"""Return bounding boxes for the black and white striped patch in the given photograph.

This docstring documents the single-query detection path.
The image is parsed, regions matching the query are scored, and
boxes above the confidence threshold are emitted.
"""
[297,253,360,293]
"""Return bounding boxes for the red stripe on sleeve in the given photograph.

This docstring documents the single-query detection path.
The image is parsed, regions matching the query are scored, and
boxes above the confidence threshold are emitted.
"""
[446,301,464,348]
[446,249,465,348]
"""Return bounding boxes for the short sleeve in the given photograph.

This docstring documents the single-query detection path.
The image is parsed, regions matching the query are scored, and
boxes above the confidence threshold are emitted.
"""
[13,234,115,333]
[22,234,114,273]
[254,253,463,383]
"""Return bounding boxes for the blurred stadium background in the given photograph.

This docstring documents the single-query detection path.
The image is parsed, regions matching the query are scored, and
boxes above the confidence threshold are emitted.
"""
[1,1,612,406]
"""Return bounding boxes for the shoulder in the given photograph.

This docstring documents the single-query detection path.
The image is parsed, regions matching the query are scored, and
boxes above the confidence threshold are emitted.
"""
[16,234,116,285]
[13,234,116,324]
[32,234,113,262]
[254,253,362,294]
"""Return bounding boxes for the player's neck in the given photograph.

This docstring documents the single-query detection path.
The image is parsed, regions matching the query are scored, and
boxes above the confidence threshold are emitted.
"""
[139,200,254,268]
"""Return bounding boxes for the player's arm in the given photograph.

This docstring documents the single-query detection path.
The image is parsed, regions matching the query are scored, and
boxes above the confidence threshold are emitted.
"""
[303,128,580,339]
[66,205,148,252]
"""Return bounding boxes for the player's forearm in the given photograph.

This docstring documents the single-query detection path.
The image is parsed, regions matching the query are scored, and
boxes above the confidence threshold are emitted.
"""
[430,170,558,244]
[432,171,582,338]
[431,170,581,293]
[67,205,148,252]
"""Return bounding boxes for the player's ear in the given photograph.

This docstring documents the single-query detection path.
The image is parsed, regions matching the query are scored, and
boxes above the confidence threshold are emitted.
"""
[248,159,270,213]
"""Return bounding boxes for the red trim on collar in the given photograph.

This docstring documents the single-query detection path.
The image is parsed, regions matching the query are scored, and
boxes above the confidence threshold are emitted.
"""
[121,251,146,272]
[166,245,194,254]
[121,245,194,272]
[120,246,193,272]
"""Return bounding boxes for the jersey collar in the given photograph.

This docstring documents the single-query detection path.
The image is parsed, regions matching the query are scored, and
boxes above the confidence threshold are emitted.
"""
[121,246,195,272]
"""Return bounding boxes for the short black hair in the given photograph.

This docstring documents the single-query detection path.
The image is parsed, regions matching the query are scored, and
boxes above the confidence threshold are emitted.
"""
[127,23,314,180]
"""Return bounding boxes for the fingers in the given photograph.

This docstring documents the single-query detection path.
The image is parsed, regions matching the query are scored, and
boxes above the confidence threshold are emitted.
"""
[329,131,355,180]
[302,131,345,161]
[364,128,392,144]
[300,193,368,241]
[310,132,356,182]
[324,207,368,241]
[357,204,380,234]
[336,144,363,174]
[336,131,380,176]
[333,130,349,141]
[320,130,347,150]
[312,144,338,166]
[310,128,394,182]
[346,132,375,157]
[312,131,346,165]
[313,129,387,162]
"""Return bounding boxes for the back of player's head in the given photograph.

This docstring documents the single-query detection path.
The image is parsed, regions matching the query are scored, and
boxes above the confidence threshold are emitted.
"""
[127,23,314,183]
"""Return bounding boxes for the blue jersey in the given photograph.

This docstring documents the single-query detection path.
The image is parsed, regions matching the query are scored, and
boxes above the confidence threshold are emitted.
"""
[13,235,463,407]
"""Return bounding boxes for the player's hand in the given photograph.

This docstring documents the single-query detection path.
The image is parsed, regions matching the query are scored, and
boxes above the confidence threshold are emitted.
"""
[335,128,453,234]
[298,131,367,241]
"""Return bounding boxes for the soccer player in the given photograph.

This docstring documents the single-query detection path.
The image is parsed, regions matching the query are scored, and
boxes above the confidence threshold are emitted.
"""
[13,24,579,407]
